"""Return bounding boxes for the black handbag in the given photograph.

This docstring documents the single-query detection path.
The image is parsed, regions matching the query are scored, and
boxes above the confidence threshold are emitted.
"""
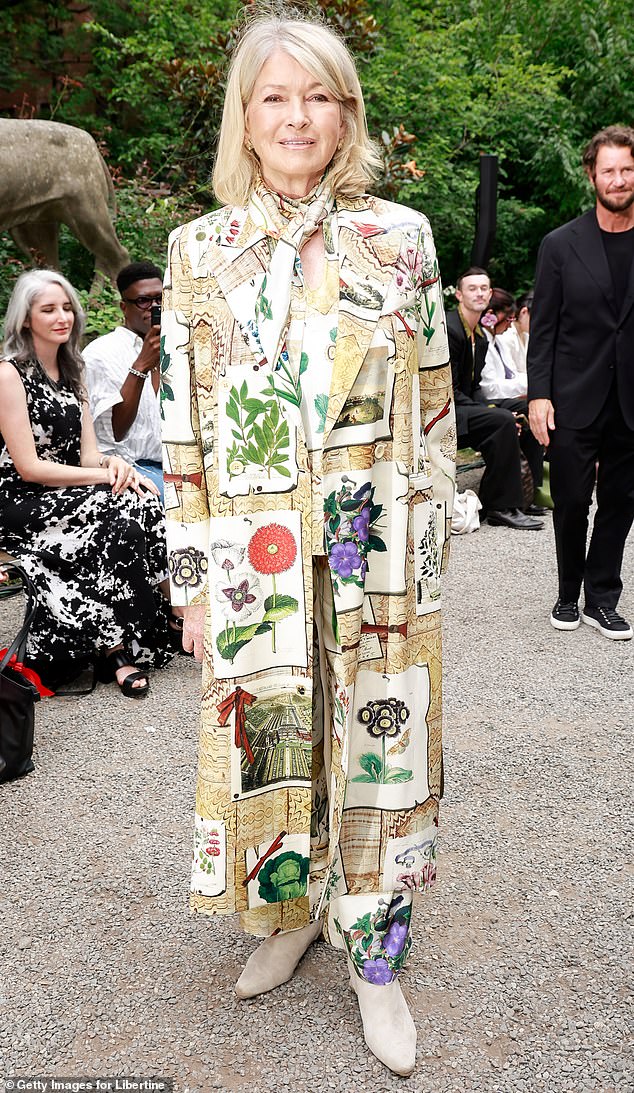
[0,564,39,783]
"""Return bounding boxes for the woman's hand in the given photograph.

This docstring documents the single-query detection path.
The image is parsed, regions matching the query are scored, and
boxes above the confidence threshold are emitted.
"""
[107,455,135,495]
[136,475,160,497]
[182,604,206,662]
[106,456,159,497]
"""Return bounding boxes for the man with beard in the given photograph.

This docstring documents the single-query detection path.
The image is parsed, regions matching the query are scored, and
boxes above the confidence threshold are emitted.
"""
[528,125,634,639]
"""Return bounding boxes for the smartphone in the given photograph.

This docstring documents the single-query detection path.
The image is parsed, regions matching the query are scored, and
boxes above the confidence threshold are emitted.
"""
[150,302,161,328]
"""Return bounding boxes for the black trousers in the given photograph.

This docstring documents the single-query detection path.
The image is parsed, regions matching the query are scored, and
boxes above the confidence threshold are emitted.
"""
[456,398,539,510]
[487,397,544,491]
[549,384,634,608]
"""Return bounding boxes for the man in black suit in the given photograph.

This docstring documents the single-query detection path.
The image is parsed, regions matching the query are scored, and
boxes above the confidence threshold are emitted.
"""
[528,125,634,640]
[448,268,544,529]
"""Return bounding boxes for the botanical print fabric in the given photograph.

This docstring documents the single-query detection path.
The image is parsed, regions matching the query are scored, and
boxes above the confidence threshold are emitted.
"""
[161,190,456,960]
[286,220,339,456]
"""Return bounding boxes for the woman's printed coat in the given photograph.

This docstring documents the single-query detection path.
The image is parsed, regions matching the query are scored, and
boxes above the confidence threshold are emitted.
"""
[161,193,456,939]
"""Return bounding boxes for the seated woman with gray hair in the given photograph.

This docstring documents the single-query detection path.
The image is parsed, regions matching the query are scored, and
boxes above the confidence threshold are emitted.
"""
[0,269,174,696]
[161,10,456,1075]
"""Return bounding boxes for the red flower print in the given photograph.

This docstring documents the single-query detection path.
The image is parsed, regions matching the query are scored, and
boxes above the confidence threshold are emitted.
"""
[248,523,297,575]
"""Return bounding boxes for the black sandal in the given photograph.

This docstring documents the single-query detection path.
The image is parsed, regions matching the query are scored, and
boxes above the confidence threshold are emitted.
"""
[97,649,149,699]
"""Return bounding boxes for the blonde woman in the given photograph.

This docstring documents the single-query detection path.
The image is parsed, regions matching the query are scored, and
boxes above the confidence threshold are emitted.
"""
[162,12,455,1075]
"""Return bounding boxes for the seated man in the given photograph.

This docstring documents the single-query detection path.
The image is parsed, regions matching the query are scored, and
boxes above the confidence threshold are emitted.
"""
[448,268,544,530]
[479,286,544,506]
[84,261,164,498]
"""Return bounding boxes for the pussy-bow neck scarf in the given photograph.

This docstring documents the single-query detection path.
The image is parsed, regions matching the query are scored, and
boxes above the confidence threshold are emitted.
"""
[248,178,335,368]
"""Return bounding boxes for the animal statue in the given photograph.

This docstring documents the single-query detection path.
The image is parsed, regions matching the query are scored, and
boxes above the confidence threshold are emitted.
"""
[0,119,129,281]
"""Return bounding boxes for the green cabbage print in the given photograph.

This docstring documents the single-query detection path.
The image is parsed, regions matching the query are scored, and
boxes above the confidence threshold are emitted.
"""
[257,851,309,903]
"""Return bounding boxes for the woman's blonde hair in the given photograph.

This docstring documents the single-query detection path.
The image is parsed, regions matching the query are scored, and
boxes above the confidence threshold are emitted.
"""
[213,12,381,205]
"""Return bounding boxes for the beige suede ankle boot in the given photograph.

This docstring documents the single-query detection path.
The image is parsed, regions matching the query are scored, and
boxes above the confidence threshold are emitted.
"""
[235,919,323,999]
[348,957,417,1076]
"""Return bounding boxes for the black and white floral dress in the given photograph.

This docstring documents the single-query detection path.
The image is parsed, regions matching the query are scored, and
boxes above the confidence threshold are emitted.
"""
[0,359,172,674]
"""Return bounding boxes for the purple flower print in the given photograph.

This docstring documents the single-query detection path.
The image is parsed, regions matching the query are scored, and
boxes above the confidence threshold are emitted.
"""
[323,481,385,593]
[329,541,362,579]
[221,578,257,613]
[352,506,371,542]
[353,483,372,504]
[383,918,409,958]
[215,572,261,621]
[362,957,395,985]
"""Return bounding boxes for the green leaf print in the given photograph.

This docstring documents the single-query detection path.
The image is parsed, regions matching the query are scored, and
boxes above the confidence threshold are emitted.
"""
[261,361,302,409]
[256,276,273,321]
[216,620,272,662]
[262,593,298,622]
[159,337,174,420]
[225,383,291,479]
[384,767,414,783]
[351,752,383,781]
[314,392,329,434]
[421,293,437,345]
[160,384,174,403]
[226,401,240,425]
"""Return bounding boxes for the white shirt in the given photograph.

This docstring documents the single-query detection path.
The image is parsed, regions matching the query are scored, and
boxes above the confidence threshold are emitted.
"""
[479,329,528,400]
[497,324,528,375]
[83,326,162,463]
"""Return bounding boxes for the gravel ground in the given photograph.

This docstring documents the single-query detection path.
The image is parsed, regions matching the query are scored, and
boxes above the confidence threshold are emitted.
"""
[1,498,632,1093]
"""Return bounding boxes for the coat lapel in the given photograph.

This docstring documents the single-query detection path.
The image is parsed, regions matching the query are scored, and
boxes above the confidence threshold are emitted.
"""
[618,248,634,323]
[570,210,616,312]
[210,213,271,365]
[322,203,398,444]
[206,200,401,446]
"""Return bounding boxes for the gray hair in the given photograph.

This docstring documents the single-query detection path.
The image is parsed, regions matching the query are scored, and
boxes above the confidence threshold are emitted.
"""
[3,269,86,397]
[213,12,381,205]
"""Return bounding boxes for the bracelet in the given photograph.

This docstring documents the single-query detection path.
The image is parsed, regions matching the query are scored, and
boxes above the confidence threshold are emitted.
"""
[98,454,110,468]
[129,366,148,380]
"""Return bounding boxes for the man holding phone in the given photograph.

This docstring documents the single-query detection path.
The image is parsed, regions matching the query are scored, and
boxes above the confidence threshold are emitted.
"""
[84,260,165,498]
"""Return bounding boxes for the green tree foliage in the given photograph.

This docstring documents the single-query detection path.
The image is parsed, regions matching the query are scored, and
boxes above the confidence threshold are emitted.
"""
[2,0,634,310]
[364,0,634,287]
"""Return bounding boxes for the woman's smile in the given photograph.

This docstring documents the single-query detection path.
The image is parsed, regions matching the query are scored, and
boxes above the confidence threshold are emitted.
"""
[245,50,344,197]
